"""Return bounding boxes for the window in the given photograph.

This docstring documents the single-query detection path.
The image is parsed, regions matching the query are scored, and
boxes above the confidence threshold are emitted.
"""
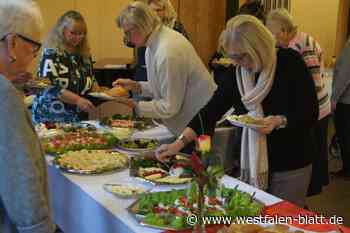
[261,0,290,12]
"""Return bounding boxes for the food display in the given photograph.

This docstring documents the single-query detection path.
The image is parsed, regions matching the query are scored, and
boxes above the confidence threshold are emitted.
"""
[128,186,263,231]
[221,223,307,233]
[103,183,150,198]
[54,149,128,174]
[227,114,266,128]
[130,154,194,184]
[41,131,118,154]
[101,114,156,130]
[117,138,159,152]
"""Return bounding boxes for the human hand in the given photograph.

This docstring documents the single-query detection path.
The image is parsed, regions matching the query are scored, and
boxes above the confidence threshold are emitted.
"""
[155,141,184,162]
[254,115,283,135]
[76,97,96,112]
[112,79,139,92]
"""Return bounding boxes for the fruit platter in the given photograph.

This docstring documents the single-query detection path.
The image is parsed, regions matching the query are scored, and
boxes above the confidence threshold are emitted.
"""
[130,154,193,185]
[127,184,264,231]
[41,131,119,154]
[117,138,159,152]
[53,149,128,174]
[101,114,156,131]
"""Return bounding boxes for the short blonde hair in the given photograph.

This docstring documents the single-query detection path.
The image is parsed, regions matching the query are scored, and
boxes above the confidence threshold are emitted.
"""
[0,0,43,39]
[266,8,297,33]
[222,15,276,72]
[148,0,177,27]
[117,1,161,37]
[44,10,91,58]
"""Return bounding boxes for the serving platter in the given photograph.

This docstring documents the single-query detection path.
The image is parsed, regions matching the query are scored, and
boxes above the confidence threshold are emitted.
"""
[116,138,160,153]
[127,185,264,231]
[53,149,128,175]
[129,153,194,185]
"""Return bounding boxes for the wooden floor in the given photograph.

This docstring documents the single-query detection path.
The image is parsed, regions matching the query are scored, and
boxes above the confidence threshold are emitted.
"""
[307,157,350,227]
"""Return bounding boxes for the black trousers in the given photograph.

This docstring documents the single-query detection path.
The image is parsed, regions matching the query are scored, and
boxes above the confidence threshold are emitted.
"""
[334,103,350,173]
[307,116,330,196]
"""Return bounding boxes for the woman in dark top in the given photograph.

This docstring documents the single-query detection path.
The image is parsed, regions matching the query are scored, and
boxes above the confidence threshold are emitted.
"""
[134,0,188,82]
[157,15,318,207]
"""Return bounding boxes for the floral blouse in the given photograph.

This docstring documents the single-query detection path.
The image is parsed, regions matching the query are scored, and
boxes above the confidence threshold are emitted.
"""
[32,48,96,124]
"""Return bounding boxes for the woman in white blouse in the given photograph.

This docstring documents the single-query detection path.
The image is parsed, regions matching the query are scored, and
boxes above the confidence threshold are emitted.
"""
[114,2,217,137]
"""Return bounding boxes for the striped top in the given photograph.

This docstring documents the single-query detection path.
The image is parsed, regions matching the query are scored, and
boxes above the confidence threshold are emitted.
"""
[288,31,331,120]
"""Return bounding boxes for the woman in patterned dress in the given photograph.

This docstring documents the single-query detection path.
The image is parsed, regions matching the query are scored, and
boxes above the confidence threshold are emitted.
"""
[32,10,118,123]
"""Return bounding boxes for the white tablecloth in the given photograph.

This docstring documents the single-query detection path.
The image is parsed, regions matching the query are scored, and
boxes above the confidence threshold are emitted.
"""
[47,122,277,233]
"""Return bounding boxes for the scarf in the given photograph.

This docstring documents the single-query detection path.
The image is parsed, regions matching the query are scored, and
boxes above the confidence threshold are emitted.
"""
[235,52,277,190]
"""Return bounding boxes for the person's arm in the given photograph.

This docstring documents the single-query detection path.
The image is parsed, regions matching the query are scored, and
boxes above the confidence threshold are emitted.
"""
[157,70,237,160]
[137,55,187,119]
[0,85,55,233]
[284,52,319,129]
[332,39,350,104]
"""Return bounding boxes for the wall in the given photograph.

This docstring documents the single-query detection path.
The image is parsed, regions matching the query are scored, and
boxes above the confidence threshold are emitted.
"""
[178,0,226,65]
[35,0,133,64]
[291,0,340,64]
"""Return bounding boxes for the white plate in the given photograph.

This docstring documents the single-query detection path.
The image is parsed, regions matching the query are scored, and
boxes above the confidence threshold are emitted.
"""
[88,92,115,100]
[226,115,266,129]
[103,182,153,198]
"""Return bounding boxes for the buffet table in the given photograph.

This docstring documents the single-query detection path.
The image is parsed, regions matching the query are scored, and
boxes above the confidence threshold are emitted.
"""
[46,123,279,233]
[47,163,281,233]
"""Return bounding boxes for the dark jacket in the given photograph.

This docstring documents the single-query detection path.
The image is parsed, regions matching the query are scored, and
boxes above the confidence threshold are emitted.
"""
[189,48,319,172]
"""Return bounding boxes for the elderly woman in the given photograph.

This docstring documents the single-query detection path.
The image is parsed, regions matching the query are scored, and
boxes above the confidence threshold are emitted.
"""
[266,8,331,196]
[32,10,120,124]
[158,15,318,207]
[134,0,188,82]
[114,2,216,137]
[0,0,55,232]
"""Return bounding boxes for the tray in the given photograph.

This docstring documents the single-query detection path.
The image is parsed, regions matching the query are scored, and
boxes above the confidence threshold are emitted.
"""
[117,138,160,153]
[53,150,128,175]
[103,182,153,198]
[129,153,193,185]
[127,187,264,231]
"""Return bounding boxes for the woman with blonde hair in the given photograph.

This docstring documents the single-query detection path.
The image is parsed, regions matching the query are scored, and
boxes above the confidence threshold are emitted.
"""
[134,0,188,82]
[114,2,216,138]
[0,0,55,232]
[157,15,319,207]
[32,10,121,123]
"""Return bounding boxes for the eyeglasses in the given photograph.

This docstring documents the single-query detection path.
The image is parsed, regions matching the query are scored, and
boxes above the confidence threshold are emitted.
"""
[123,27,137,39]
[16,34,42,53]
[227,52,248,62]
[67,30,86,37]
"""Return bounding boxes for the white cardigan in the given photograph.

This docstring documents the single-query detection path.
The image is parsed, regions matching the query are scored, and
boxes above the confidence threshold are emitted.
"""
[137,25,217,136]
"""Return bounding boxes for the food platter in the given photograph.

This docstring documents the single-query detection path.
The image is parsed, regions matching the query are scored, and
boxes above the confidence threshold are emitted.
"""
[117,138,160,153]
[101,114,156,131]
[130,153,194,185]
[41,131,119,154]
[103,182,153,198]
[226,114,266,129]
[53,149,128,175]
[127,185,264,231]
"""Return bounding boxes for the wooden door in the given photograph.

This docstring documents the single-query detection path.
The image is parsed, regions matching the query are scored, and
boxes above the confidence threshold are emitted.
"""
[178,0,226,65]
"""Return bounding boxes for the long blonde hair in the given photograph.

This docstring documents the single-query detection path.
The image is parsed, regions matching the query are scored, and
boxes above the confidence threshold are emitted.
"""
[222,15,276,72]
[44,10,91,58]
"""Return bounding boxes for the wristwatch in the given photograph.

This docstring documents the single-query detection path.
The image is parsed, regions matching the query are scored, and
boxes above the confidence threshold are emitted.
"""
[276,115,287,129]
[177,134,189,146]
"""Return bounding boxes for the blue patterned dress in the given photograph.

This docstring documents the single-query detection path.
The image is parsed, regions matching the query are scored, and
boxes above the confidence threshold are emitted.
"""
[32,48,96,124]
